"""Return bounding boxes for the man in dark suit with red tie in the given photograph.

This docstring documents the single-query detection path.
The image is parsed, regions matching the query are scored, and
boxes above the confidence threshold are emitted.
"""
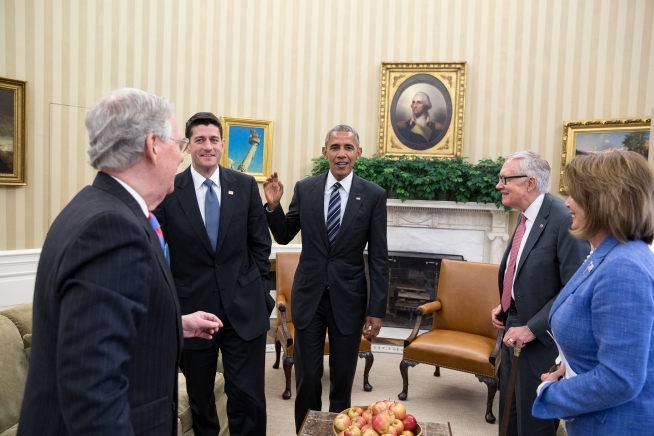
[154,112,273,436]
[263,125,389,433]
[491,151,590,436]
[19,88,222,435]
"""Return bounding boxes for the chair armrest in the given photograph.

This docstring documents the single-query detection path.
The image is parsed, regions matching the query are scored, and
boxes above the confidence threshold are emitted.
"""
[278,304,293,348]
[403,301,442,347]
[276,293,287,307]
[489,329,504,368]
[418,300,442,316]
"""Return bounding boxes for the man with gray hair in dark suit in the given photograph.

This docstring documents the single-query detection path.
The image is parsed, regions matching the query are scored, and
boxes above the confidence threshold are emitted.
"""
[491,150,590,436]
[19,88,222,436]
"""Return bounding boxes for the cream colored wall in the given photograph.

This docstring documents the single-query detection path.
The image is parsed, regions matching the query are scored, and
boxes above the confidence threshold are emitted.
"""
[1,0,653,250]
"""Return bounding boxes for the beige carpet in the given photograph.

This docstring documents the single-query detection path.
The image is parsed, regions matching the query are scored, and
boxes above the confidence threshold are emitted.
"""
[264,344,499,436]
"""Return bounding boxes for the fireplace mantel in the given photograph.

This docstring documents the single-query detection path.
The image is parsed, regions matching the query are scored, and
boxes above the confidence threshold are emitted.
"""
[386,199,510,264]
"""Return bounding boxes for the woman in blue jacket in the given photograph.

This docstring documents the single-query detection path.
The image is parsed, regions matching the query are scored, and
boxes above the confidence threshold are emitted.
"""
[532,149,654,435]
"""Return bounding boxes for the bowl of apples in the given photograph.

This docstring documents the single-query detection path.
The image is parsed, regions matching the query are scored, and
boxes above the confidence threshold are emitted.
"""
[332,400,422,436]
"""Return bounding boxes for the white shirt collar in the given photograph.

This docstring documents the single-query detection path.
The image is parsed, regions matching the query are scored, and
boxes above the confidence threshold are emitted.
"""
[191,165,220,190]
[325,170,353,194]
[523,193,545,223]
[109,175,148,217]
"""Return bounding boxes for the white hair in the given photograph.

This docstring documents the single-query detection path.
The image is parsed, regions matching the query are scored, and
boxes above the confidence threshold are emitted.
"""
[86,88,175,171]
[505,150,551,193]
[324,124,360,147]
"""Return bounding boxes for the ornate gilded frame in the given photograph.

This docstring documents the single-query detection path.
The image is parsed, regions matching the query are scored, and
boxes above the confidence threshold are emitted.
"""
[559,117,651,194]
[220,116,273,183]
[0,76,27,185]
[377,62,466,158]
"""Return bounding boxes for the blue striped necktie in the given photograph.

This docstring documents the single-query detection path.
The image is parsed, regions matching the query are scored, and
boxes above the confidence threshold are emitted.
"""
[326,182,342,249]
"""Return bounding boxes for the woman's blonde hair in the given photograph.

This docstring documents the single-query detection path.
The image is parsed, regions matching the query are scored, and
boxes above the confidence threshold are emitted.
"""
[563,149,654,244]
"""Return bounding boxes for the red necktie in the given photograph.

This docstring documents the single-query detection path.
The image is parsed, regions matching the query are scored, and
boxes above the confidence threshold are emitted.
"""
[502,215,527,312]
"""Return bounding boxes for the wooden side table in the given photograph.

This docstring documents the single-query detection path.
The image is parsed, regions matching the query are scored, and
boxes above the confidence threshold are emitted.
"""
[298,410,453,435]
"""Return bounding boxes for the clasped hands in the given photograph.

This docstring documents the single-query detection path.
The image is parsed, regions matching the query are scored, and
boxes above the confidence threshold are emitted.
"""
[491,304,536,348]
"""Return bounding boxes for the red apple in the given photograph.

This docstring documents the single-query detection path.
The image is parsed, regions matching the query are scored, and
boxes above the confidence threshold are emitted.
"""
[348,406,364,419]
[361,428,377,436]
[389,401,407,420]
[401,431,414,436]
[334,413,352,432]
[371,401,389,415]
[384,427,399,436]
[372,412,392,434]
[343,426,362,436]
[389,419,404,434]
[361,409,373,423]
[383,409,396,422]
[402,414,417,432]
[351,416,366,429]
[368,402,376,410]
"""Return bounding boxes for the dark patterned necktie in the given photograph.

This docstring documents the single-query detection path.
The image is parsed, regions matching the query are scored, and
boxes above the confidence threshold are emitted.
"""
[326,182,342,249]
[204,179,220,251]
[148,212,165,252]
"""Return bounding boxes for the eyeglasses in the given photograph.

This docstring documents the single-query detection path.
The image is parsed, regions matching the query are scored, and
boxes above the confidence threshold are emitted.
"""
[170,137,190,153]
[498,175,528,185]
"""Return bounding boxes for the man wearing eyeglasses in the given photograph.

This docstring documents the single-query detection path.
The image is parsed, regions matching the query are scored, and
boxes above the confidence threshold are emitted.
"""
[491,151,590,436]
[19,89,223,436]
[154,112,273,436]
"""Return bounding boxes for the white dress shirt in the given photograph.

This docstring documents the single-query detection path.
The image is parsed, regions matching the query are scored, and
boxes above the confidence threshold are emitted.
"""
[506,193,545,299]
[190,165,221,225]
[110,175,148,217]
[324,171,353,223]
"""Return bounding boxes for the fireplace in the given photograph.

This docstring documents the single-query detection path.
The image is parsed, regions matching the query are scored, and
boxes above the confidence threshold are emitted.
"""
[385,251,464,329]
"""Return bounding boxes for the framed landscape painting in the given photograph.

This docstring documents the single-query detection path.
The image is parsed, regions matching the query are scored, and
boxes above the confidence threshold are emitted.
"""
[377,62,466,158]
[220,117,273,183]
[0,77,27,185]
[559,117,651,194]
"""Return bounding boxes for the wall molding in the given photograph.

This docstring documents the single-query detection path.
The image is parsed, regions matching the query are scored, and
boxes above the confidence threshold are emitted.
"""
[0,245,302,310]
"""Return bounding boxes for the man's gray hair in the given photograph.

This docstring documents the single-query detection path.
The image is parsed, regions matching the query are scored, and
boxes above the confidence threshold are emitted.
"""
[324,124,360,147]
[414,92,432,110]
[505,150,551,193]
[86,88,175,171]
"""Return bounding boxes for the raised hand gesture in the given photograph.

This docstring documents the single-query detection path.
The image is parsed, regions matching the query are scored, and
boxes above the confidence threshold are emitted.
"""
[263,171,284,211]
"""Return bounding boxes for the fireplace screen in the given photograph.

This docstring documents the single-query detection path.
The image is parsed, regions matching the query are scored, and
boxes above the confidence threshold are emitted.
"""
[384,251,464,329]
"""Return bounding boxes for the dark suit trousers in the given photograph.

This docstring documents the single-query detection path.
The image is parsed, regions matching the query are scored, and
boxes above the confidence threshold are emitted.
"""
[181,309,267,436]
[499,312,557,436]
[293,288,363,433]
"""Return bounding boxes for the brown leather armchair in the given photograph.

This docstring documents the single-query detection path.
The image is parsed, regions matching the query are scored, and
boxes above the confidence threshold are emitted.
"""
[272,251,374,399]
[398,259,502,424]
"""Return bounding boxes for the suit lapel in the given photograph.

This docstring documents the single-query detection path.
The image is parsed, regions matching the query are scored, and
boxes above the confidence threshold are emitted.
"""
[311,174,330,249]
[93,172,177,304]
[332,175,365,250]
[215,167,235,256]
[175,167,214,256]
[516,194,552,276]
[550,236,618,315]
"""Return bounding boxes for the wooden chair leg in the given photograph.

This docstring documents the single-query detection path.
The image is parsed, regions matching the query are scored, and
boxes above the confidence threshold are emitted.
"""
[434,366,440,377]
[398,359,418,400]
[476,375,498,424]
[358,351,374,392]
[272,339,281,369]
[282,355,294,400]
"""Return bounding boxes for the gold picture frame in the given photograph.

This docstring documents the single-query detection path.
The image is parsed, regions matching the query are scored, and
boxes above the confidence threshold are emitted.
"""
[377,62,466,158]
[0,76,27,185]
[220,117,273,183]
[559,117,651,194]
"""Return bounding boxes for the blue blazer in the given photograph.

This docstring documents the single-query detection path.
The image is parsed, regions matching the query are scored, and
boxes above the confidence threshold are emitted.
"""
[532,236,654,435]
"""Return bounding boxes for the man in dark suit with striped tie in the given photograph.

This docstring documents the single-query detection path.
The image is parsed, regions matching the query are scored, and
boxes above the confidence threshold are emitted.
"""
[154,112,273,436]
[18,88,222,436]
[264,125,389,433]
